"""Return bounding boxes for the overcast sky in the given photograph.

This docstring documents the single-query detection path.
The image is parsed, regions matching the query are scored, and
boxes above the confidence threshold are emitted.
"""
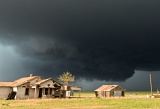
[0,0,160,91]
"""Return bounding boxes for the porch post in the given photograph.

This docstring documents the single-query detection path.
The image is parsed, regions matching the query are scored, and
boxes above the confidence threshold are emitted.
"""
[42,88,44,97]
[34,86,37,98]
[79,90,81,98]
[48,87,50,97]
[79,87,82,98]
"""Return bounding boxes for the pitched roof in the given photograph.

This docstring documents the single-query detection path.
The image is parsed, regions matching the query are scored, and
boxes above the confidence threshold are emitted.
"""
[95,85,123,91]
[12,76,42,87]
[35,78,52,85]
[0,76,43,87]
[0,75,62,87]
[35,78,62,86]
[0,82,13,87]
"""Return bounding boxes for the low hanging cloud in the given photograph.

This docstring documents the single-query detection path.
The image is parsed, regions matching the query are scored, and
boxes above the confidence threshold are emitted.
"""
[0,0,160,81]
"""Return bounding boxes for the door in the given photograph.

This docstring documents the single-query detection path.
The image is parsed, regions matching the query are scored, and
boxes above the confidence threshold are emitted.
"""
[38,88,42,98]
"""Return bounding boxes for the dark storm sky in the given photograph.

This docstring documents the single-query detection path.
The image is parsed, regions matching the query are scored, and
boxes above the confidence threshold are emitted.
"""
[0,0,160,85]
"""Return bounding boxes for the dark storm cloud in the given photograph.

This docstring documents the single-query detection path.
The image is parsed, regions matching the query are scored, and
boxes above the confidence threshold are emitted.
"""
[0,0,160,81]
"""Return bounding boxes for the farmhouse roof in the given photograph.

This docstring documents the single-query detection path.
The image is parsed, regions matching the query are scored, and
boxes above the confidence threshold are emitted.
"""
[0,75,44,87]
[95,85,125,91]
[12,76,43,87]
[34,78,62,86]
[0,74,64,88]
[0,82,13,87]
[34,78,52,85]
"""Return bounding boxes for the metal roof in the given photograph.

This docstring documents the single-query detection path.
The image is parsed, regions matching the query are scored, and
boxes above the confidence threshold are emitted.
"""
[95,85,124,91]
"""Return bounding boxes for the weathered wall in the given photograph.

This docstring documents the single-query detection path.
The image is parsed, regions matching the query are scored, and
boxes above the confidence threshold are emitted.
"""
[29,88,35,98]
[106,91,110,97]
[0,87,12,99]
[16,86,36,99]
[16,86,26,99]
[114,91,122,96]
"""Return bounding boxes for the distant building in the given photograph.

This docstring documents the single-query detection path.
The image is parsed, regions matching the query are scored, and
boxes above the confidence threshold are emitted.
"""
[0,74,81,99]
[95,85,125,97]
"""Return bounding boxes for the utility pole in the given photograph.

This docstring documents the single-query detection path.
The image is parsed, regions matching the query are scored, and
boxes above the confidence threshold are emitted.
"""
[150,74,153,96]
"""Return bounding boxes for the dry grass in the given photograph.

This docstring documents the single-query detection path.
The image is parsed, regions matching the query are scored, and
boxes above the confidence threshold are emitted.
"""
[0,91,160,109]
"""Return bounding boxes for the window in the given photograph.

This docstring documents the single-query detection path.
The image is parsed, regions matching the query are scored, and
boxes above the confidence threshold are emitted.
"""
[25,88,29,95]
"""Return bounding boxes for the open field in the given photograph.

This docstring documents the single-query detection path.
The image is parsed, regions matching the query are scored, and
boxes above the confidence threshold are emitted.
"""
[1,91,160,109]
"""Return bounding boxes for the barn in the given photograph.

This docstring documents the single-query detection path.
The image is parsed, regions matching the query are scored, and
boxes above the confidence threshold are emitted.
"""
[95,85,125,97]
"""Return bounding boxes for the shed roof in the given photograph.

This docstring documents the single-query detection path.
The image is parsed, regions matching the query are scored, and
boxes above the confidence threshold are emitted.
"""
[95,85,125,91]
[70,86,82,90]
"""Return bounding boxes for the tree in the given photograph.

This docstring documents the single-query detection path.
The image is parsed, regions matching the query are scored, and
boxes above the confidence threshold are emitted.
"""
[58,71,75,86]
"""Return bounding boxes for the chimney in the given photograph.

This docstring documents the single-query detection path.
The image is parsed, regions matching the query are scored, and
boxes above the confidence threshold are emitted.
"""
[30,74,33,77]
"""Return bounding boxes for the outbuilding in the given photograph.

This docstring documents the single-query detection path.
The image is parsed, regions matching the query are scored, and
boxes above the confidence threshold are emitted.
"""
[95,85,125,97]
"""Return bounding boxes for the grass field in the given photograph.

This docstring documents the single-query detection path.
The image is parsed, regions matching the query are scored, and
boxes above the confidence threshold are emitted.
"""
[0,91,160,109]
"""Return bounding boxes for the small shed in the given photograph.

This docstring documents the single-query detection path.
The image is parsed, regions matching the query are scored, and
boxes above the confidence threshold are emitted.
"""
[62,85,82,98]
[95,85,125,97]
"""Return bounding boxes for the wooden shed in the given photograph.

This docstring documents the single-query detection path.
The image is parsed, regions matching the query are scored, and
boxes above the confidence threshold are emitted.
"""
[95,85,125,97]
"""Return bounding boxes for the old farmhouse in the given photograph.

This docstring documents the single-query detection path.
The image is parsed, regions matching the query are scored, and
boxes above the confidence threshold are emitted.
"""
[0,74,81,99]
[95,85,125,97]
